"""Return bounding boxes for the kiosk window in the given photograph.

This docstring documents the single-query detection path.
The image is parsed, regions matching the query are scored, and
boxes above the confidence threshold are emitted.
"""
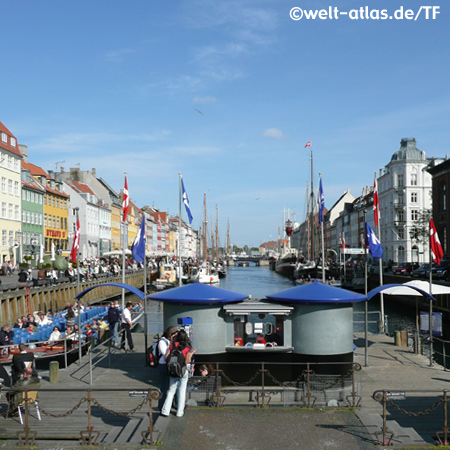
[233,314,284,347]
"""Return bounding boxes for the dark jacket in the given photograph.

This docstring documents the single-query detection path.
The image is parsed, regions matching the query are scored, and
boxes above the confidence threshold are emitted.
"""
[107,307,120,325]
[11,352,37,384]
[0,329,14,346]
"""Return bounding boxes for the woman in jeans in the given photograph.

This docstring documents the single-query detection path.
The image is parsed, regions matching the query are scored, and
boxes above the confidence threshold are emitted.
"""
[161,329,196,417]
[157,325,177,411]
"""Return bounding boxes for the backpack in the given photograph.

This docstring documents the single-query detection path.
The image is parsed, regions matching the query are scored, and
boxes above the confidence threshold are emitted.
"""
[166,348,186,378]
[147,339,161,368]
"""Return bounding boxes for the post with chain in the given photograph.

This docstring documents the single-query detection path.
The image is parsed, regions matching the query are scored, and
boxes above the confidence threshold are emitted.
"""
[80,389,99,445]
[141,388,161,445]
[437,390,449,445]
[373,390,394,446]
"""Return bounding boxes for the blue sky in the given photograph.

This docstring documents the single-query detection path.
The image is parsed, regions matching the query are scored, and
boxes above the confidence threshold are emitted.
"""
[1,0,448,247]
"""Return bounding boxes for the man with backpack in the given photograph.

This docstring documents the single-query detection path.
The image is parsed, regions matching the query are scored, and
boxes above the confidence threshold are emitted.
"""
[160,329,196,418]
[148,326,177,411]
[107,302,120,347]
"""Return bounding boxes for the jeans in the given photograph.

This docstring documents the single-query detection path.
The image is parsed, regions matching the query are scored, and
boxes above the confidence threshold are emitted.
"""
[120,323,133,350]
[161,371,188,417]
[157,363,169,410]
[112,322,119,346]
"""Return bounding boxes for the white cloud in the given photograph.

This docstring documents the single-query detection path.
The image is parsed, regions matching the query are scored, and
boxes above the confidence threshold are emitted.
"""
[262,128,285,140]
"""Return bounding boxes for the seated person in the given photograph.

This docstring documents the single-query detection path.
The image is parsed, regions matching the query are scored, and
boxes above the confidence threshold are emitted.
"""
[8,367,40,415]
[11,343,38,385]
[17,269,29,283]
[49,326,62,342]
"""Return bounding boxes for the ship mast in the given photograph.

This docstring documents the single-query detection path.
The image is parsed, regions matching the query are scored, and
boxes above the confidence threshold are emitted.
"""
[215,204,219,264]
[203,192,208,262]
[309,148,315,261]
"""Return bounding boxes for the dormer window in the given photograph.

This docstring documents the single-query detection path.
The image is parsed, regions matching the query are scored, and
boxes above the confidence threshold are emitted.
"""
[1,133,7,144]
[10,137,16,147]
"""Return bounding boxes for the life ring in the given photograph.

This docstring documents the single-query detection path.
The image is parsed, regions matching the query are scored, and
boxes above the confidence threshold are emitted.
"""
[210,277,214,282]
[165,272,170,280]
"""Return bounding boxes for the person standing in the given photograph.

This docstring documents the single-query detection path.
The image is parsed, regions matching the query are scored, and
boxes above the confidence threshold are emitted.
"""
[161,329,196,418]
[157,326,177,411]
[120,302,135,352]
[107,302,120,347]
[11,343,37,384]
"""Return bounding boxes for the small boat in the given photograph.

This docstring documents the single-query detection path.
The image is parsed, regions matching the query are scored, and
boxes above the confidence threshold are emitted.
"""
[153,264,177,290]
[238,261,249,267]
[198,264,219,284]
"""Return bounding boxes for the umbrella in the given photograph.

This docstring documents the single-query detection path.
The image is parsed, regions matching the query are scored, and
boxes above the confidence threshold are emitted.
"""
[149,282,248,304]
[377,280,450,296]
[266,280,367,303]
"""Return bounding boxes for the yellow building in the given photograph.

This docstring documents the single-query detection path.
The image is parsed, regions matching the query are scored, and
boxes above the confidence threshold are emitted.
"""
[110,203,121,251]
[24,162,69,256]
[0,121,22,265]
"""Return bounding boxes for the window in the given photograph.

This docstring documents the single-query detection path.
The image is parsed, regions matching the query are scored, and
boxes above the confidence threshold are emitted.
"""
[1,177,6,193]
[22,210,26,222]
[398,228,404,239]
[2,230,6,246]
[411,192,418,203]
[411,210,419,221]
[27,211,30,223]
[233,314,285,347]
[14,181,19,196]
[8,155,12,170]
[1,202,6,218]
[8,179,12,195]
[411,173,417,186]
[44,214,47,227]
[397,174,404,187]
[443,184,447,211]
[398,246,405,262]
[398,210,404,222]
[15,205,19,220]
[8,204,12,219]
[398,194,404,205]
[10,137,16,148]
[1,132,7,143]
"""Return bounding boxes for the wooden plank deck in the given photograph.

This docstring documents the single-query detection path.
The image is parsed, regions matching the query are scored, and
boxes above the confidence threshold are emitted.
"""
[0,333,162,445]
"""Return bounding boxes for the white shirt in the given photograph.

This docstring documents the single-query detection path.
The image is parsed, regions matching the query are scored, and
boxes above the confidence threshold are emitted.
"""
[158,337,170,365]
[122,307,132,325]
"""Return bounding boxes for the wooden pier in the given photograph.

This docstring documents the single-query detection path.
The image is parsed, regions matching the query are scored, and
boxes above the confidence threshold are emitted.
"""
[1,328,450,448]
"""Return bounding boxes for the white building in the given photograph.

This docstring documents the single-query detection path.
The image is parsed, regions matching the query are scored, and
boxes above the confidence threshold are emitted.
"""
[378,138,443,264]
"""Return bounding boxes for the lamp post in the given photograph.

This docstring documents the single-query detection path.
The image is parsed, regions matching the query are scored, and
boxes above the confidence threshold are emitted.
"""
[74,207,82,366]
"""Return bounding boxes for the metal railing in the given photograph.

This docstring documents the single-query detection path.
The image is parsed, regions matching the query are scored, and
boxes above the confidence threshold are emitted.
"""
[373,389,450,446]
[353,311,386,334]
[0,386,161,446]
[186,361,362,409]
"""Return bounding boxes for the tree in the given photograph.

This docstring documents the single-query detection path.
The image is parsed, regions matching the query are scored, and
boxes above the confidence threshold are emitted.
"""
[409,209,431,246]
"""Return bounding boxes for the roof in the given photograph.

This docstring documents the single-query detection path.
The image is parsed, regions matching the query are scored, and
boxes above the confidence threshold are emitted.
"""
[390,138,426,162]
[0,120,22,157]
[149,282,248,304]
[72,180,95,196]
[266,280,367,304]
[22,161,49,178]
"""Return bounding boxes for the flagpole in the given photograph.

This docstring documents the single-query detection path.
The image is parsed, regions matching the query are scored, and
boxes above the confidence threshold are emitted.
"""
[143,218,148,360]
[364,211,369,367]
[122,173,128,313]
[374,172,385,333]
[74,207,82,366]
[429,216,433,366]
[319,173,325,283]
[178,173,182,287]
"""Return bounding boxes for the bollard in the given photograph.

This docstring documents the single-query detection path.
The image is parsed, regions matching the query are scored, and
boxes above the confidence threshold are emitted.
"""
[49,360,59,383]
[401,330,408,346]
[395,331,401,346]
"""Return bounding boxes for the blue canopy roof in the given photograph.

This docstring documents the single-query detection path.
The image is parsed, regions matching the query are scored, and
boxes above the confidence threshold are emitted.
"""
[75,282,145,301]
[149,282,248,304]
[266,280,367,304]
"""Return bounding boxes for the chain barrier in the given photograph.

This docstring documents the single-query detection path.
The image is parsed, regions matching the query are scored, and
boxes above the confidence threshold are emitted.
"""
[220,369,263,386]
[0,387,160,447]
[373,389,450,446]
[90,396,148,417]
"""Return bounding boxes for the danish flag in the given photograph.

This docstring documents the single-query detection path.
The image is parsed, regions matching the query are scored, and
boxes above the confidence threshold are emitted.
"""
[373,174,380,227]
[122,176,129,223]
[305,141,311,148]
[430,218,444,264]
[70,218,80,263]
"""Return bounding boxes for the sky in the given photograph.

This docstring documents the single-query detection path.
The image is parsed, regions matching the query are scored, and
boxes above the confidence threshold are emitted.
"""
[1,0,449,248]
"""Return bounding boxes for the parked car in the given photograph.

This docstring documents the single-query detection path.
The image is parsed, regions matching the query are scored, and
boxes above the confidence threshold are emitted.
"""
[394,262,418,275]
[430,259,450,280]
[411,263,433,279]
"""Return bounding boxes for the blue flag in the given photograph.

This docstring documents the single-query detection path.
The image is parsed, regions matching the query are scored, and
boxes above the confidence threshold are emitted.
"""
[181,177,193,224]
[318,176,325,224]
[131,219,146,263]
[366,222,383,258]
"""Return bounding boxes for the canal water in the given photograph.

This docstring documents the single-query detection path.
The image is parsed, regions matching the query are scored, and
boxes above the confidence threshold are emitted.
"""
[144,264,418,338]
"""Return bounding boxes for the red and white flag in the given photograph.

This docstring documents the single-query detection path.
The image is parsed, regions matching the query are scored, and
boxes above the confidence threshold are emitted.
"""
[70,217,80,263]
[373,174,380,227]
[305,141,311,148]
[430,218,444,264]
[122,176,129,223]
[339,233,346,249]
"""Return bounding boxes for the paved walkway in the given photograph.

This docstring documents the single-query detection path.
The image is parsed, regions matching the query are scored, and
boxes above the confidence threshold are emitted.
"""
[1,328,449,449]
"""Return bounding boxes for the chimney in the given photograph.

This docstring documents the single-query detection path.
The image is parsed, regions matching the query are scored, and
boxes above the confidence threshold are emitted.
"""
[19,144,28,162]
[92,168,96,177]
